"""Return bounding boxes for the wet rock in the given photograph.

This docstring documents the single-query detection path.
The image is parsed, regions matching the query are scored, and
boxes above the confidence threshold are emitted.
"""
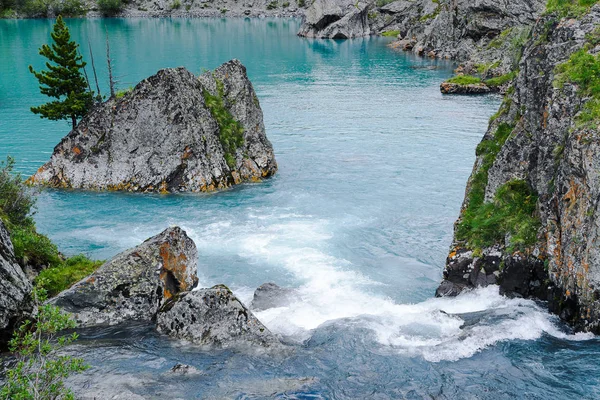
[28,59,277,193]
[297,0,371,38]
[250,282,297,311]
[51,227,198,327]
[437,7,600,333]
[156,285,279,348]
[440,82,491,95]
[0,220,32,347]
[169,363,202,375]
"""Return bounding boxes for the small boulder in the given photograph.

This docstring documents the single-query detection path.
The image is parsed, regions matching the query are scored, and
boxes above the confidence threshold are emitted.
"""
[50,227,198,327]
[250,282,296,311]
[0,220,32,347]
[156,285,279,348]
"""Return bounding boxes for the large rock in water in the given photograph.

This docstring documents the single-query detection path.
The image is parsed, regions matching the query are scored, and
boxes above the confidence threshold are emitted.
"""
[437,7,600,333]
[156,285,279,348]
[27,60,277,193]
[50,227,198,327]
[297,0,371,38]
[0,220,32,347]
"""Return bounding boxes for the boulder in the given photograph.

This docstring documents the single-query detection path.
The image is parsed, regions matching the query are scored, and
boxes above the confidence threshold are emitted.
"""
[0,220,32,347]
[156,285,279,348]
[297,0,371,38]
[250,282,297,311]
[440,82,491,95]
[28,60,277,193]
[50,227,198,327]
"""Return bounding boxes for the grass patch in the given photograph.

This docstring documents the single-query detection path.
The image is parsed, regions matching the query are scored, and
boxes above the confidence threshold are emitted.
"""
[554,47,600,125]
[37,255,104,297]
[202,79,245,169]
[546,0,599,17]
[445,75,482,85]
[485,71,518,87]
[266,0,277,9]
[115,87,133,99]
[170,0,181,9]
[381,30,400,37]
[456,123,540,251]
[419,5,440,21]
[375,0,395,6]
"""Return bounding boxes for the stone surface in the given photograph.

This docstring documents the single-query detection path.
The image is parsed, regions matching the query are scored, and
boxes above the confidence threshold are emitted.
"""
[440,82,491,95]
[0,220,32,347]
[250,282,296,311]
[28,60,277,193]
[50,227,198,327]
[297,0,371,38]
[157,285,279,348]
[437,6,600,333]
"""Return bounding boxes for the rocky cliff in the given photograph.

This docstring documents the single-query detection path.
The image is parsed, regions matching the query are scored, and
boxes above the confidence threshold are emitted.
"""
[297,0,371,38]
[0,220,32,347]
[28,60,277,193]
[437,5,600,333]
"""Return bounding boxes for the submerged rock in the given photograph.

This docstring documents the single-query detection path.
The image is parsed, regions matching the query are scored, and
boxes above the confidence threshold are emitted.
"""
[250,282,297,311]
[0,220,32,347]
[156,285,279,348]
[437,7,600,333]
[28,59,277,193]
[297,0,371,38]
[51,227,198,327]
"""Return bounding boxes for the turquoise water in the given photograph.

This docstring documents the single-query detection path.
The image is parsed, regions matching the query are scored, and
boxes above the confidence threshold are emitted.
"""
[2,18,600,399]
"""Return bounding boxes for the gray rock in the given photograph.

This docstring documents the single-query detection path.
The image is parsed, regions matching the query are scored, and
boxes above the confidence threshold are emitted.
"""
[28,60,277,193]
[51,226,198,327]
[440,82,492,95]
[437,6,600,333]
[169,363,202,375]
[298,0,372,38]
[156,285,279,348]
[250,282,296,311]
[0,220,32,346]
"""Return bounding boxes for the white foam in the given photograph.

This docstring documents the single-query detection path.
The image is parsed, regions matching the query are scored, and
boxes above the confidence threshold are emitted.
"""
[182,211,593,362]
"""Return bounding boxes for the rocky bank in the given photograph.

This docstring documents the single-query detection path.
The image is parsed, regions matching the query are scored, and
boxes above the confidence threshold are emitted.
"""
[28,59,277,193]
[437,5,600,333]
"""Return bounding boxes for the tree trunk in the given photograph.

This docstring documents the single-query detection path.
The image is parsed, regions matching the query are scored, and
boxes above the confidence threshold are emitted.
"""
[71,115,77,130]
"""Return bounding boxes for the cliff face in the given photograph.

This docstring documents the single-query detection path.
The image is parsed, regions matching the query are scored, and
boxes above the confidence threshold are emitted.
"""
[28,59,277,193]
[297,0,371,38]
[438,5,600,333]
[0,220,32,347]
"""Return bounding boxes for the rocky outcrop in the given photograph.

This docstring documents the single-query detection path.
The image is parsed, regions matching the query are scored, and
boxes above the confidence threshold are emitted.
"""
[51,227,198,327]
[440,82,491,95]
[0,220,32,347]
[297,0,372,38]
[28,60,277,193]
[437,6,600,333]
[250,282,296,311]
[157,285,279,348]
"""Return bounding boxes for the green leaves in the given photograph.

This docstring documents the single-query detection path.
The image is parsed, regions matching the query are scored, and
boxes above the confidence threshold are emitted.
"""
[29,16,92,129]
[1,284,88,400]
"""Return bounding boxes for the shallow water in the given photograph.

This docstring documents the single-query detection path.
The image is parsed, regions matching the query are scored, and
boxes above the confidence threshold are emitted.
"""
[1,18,599,399]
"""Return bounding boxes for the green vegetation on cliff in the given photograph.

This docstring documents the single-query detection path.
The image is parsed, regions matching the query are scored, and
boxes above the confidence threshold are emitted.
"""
[546,0,599,17]
[445,75,482,85]
[456,124,541,251]
[555,46,600,125]
[0,157,101,297]
[202,79,245,169]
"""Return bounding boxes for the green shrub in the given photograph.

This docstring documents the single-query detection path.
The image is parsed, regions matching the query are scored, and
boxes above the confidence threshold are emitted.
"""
[55,0,87,16]
[202,78,245,169]
[445,75,482,85]
[170,0,180,9]
[375,0,394,6]
[37,255,104,297]
[20,0,56,17]
[381,30,400,37]
[297,0,305,7]
[97,0,122,15]
[0,7,17,17]
[10,225,61,268]
[1,284,88,399]
[0,157,35,228]
[115,86,133,99]
[266,0,277,9]
[282,1,289,6]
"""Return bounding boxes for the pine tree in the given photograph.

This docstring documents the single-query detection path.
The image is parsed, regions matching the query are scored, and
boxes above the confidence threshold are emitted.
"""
[29,15,92,130]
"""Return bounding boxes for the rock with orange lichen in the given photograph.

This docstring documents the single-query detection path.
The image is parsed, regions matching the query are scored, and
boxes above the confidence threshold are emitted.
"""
[27,59,277,193]
[436,8,600,333]
[50,226,198,327]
